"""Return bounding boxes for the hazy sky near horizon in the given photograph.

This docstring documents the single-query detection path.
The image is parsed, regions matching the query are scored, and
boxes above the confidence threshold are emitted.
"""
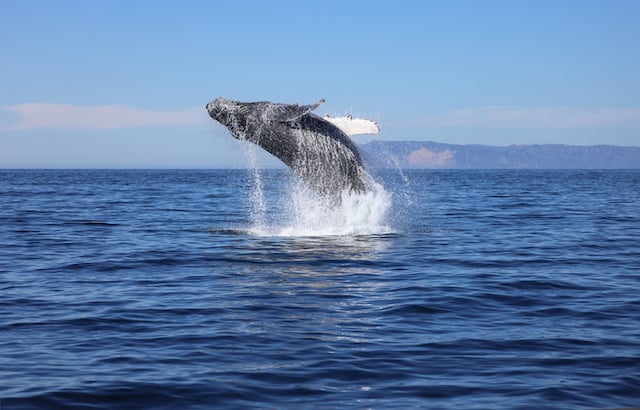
[1,0,639,168]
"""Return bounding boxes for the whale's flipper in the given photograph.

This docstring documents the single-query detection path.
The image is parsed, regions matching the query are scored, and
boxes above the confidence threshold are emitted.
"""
[277,99,325,123]
[323,115,380,136]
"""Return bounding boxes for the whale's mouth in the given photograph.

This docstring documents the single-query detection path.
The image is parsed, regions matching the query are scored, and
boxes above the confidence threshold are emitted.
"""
[205,101,218,118]
[206,97,233,117]
[206,98,236,124]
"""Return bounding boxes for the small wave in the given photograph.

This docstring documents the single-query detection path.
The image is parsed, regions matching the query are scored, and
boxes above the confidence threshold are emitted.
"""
[209,228,251,236]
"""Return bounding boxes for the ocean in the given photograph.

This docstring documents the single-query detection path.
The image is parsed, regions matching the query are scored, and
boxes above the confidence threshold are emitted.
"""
[1,169,639,409]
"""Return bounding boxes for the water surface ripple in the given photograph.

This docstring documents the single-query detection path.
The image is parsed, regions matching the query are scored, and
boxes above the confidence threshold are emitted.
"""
[1,169,639,409]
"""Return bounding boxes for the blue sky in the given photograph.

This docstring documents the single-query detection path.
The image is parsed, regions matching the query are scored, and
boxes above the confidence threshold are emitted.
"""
[1,0,639,168]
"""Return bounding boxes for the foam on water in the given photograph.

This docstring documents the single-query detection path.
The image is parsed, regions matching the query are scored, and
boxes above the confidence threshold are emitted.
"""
[247,176,393,237]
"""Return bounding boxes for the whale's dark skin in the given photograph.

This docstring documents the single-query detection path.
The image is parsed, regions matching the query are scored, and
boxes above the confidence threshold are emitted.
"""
[206,97,368,199]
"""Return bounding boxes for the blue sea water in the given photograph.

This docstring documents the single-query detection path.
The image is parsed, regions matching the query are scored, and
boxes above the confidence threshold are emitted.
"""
[1,169,639,409]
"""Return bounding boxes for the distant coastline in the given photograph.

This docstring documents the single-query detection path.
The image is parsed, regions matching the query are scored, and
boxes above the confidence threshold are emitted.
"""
[361,141,640,169]
[2,141,639,170]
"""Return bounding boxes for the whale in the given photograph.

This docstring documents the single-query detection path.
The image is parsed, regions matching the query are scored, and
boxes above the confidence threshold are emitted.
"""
[206,97,379,200]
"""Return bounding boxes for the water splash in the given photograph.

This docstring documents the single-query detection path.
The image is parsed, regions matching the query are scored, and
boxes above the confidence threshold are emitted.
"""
[386,153,412,206]
[282,180,392,236]
[225,103,393,237]
[363,150,414,232]
[243,143,268,228]
[246,175,393,237]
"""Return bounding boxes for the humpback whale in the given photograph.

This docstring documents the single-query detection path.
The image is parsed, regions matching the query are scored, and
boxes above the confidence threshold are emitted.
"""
[206,98,378,200]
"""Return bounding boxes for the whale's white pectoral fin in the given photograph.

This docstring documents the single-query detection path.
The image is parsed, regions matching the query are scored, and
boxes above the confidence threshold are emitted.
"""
[323,115,380,136]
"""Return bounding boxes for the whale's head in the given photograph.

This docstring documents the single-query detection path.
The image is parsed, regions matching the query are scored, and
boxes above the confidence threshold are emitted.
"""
[206,97,240,127]
[206,97,256,140]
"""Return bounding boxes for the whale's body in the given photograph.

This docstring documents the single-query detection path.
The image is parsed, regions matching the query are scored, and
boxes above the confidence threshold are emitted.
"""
[206,98,377,199]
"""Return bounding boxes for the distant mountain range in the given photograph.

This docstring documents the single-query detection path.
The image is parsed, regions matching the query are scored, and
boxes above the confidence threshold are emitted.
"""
[360,141,640,169]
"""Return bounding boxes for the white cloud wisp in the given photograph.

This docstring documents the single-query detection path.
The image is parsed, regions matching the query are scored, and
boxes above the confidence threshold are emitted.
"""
[2,103,206,130]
